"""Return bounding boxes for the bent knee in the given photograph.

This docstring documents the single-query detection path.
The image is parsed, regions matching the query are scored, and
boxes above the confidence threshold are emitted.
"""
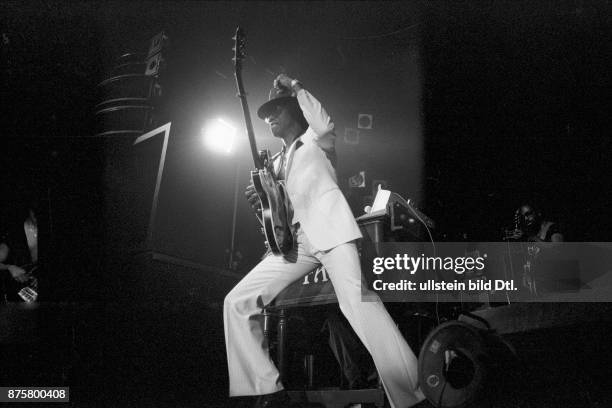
[224,287,259,316]
[337,291,382,316]
[224,289,239,311]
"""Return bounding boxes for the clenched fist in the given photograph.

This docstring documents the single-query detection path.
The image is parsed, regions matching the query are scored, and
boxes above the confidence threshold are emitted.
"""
[273,74,302,95]
[274,74,294,89]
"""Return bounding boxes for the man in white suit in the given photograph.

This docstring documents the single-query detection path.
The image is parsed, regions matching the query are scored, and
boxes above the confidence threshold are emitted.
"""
[224,74,425,408]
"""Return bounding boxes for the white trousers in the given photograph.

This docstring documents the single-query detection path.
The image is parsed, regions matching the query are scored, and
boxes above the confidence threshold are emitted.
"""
[223,228,425,408]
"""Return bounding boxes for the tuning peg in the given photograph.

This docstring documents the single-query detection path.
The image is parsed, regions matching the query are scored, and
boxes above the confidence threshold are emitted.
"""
[232,35,236,41]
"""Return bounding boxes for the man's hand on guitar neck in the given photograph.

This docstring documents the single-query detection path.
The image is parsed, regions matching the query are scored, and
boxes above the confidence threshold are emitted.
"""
[504,229,525,241]
[245,182,262,215]
[9,265,30,283]
[0,263,30,283]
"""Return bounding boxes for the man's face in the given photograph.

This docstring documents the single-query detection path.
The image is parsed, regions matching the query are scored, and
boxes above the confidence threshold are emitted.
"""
[520,205,538,228]
[264,104,293,138]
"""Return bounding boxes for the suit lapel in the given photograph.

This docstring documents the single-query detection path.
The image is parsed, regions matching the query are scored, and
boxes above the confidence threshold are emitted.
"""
[283,138,303,182]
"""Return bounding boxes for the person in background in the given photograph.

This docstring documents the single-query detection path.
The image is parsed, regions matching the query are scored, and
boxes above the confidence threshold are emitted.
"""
[505,203,564,243]
[0,199,40,302]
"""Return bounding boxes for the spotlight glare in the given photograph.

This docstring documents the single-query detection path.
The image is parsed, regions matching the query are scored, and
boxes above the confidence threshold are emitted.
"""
[203,118,237,154]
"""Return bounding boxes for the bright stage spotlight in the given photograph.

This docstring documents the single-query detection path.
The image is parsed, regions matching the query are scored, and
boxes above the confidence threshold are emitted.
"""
[203,118,237,154]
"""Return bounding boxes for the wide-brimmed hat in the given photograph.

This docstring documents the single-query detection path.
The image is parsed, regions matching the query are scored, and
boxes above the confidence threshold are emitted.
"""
[257,86,299,119]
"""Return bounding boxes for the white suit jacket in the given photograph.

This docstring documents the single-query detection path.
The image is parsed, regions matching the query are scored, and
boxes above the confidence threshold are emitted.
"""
[274,89,362,251]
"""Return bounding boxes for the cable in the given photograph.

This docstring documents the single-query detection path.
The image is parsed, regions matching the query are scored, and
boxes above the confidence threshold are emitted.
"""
[395,193,436,258]
[436,378,448,408]
[395,192,440,324]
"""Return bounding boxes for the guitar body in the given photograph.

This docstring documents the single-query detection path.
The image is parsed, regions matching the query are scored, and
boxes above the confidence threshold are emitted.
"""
[251,167,293,254]
[233,27,294,255]
[1,263,39,303]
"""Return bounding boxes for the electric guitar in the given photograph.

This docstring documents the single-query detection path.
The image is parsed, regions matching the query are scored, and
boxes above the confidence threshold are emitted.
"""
[0,262,39,302]
[232,26,294,255]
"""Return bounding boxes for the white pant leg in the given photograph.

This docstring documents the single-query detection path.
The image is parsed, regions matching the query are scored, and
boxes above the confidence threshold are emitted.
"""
[317,241,425,408]
[224,230,319,396]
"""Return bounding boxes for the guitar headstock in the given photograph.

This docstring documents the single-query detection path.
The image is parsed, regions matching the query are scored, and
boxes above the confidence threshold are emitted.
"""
[514,208,522,230]
[232,26,261,168]
[232,26,246,71]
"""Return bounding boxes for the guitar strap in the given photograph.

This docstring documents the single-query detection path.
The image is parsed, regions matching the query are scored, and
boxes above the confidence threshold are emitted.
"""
[273,146,297,229]
[276,145,287,181]
[279,138,303,182]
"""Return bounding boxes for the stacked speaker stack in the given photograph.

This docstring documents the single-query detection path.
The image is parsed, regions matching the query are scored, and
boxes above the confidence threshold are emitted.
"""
[94,32,168,137]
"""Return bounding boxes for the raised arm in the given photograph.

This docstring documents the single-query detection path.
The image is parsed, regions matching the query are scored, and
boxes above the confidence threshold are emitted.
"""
[274,74,336,150]
[295,87,335,138]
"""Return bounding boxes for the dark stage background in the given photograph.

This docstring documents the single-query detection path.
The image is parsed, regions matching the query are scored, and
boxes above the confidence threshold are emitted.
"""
[1,1,611,406]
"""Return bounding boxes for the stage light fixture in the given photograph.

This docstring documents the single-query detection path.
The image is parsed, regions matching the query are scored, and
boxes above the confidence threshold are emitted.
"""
[203,118,237,154]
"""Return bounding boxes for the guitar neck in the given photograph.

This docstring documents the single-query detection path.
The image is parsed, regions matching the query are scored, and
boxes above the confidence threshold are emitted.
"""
[233,26,263,170]
[237,92,262,169]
